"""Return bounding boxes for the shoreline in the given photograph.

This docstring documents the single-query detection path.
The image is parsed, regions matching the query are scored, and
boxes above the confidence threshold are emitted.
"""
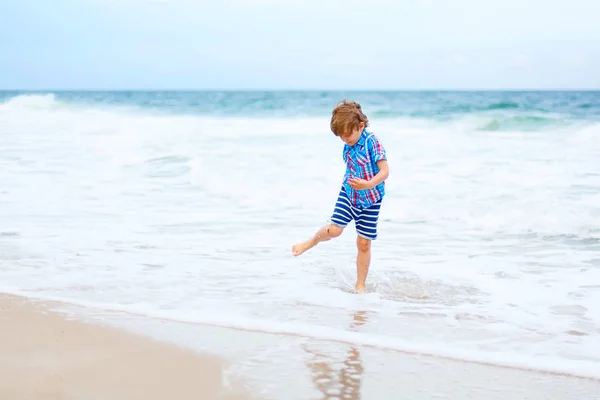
[2,292,600,400]
[4,290,598,383]
[0,293,253,400]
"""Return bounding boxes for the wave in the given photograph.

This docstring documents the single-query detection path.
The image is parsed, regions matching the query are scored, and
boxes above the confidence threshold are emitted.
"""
[374,101,521,118]
[475,115,568,131]
[0,93,59,110]
[486,101,520,110]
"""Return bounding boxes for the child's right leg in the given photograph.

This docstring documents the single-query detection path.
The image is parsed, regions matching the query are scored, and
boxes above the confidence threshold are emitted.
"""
[291,186,353,257]
[291,224,344,256]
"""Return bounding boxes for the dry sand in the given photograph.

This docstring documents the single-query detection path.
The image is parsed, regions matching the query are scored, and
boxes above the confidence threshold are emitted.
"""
[0,294,252,400]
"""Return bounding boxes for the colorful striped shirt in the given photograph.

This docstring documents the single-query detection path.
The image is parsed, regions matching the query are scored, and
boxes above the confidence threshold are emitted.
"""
[342,129,387,209]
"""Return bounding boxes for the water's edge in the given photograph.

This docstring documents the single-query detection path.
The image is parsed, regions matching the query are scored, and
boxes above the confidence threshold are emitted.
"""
[5,289,600,382]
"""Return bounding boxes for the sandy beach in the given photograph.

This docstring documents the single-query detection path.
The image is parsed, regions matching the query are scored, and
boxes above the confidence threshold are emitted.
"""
[2,293,600,399]
[0,294,251,400]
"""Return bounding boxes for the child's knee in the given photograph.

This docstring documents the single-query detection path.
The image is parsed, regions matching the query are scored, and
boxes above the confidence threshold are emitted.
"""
[327,224,344,238]
[356,236,371,252]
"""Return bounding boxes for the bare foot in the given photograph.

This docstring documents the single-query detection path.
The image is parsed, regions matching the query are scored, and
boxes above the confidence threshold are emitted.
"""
[354,284,365,293]
[291,239,315,257]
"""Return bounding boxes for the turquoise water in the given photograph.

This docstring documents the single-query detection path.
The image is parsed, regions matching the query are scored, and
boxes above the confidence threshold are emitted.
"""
[2,90,599,128]
[1,91,600,398]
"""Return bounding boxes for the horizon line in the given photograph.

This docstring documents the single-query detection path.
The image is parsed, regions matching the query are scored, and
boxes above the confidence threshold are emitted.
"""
[1,88,600,92]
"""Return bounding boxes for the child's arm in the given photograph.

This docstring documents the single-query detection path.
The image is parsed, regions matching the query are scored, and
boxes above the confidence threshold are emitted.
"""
[369,160,389,187]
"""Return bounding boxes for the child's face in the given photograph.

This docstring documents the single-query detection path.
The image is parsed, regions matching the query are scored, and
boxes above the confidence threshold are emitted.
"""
[339,123,364,146]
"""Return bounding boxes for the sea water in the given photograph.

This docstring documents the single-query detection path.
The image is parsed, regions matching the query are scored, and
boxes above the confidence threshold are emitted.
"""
[1,91,600,384]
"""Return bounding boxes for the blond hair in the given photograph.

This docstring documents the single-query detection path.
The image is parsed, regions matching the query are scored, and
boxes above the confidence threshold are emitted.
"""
[330,99,369,136]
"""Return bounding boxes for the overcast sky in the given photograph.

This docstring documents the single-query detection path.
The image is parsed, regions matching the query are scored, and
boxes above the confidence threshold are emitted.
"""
[1,0,599,90]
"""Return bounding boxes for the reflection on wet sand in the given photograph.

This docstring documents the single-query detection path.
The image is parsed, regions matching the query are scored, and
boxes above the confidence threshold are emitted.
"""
[304,311,368,400]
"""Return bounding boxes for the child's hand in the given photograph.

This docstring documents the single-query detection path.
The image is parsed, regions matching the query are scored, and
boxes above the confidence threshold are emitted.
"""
[348,178,371,190]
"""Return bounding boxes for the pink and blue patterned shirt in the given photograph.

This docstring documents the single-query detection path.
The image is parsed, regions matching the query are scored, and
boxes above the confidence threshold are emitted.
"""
[342,129,387,209]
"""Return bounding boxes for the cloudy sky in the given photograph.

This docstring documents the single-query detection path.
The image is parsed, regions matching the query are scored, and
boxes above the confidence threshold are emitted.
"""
[1,0,599,89]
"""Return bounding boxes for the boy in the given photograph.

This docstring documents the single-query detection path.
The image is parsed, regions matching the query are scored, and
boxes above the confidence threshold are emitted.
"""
[291,99,389,293]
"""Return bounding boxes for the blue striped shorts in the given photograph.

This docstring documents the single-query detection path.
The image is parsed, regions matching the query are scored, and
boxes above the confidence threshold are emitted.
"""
[329,186,382,240]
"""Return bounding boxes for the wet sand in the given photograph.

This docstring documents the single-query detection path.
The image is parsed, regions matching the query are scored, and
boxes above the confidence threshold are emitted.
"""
[94,307,600,400]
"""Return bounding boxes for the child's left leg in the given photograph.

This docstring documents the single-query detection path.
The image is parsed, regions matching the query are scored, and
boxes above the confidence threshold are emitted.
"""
[355,236,371,293]
[354,199,382,293]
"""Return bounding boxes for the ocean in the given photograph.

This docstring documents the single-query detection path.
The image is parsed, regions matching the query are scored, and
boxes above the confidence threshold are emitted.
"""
[1,90,599,395]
